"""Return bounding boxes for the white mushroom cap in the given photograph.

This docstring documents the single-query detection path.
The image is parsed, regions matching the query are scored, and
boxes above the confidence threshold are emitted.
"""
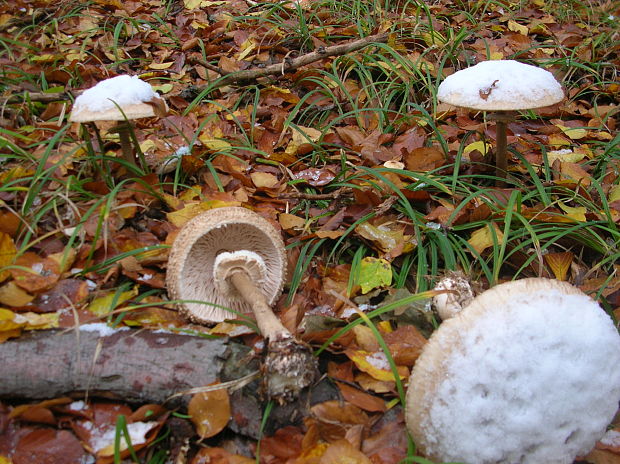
[432,272,475,320]
[69,75,168,122]
[406,278,620,464]
[437,60,564,111]
[166,207,287,324]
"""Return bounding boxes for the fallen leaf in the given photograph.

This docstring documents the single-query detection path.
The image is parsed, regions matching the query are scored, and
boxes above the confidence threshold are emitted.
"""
[188,383,230,439]
[0,281,34,307]
[355,257,392,294]
[544,252,573,281]
[319,439,373,464]
[10,252,60,293]
[558,202,587,222]
[336,382,386,412]
[468,223,504,254]
[87,287,138,317]
[250,171,279,188]
[345,349,408,382]
[0,232,17,283]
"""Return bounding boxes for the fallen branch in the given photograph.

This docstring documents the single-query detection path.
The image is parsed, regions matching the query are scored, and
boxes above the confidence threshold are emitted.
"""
[0,328,338,438]
[193,32,389,86]
[2,90,81,104]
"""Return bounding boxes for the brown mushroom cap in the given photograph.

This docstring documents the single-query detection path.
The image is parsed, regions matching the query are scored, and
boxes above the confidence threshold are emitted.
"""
[69,75,168,122]
[166,207,287,324]
[437,60,564,111]
[406,278,620,464]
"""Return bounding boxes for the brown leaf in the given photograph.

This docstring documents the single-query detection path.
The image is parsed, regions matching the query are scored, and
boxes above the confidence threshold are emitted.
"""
[188,384,230,439]
[12,429,88,464]
[336,382,386,412]
[404,147,445,172]
[383,325,427,366]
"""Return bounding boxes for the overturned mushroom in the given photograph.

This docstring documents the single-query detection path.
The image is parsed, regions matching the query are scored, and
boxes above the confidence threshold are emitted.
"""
[70,75,168,168]
[437,60,563,184]
[406,278,620,464]
[166,207,317,403]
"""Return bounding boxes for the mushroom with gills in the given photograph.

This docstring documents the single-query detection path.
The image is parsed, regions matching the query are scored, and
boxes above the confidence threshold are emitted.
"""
[437,60,563,185]
[69,75,168,169]
[405,278,620,464]
[166,206,317,403]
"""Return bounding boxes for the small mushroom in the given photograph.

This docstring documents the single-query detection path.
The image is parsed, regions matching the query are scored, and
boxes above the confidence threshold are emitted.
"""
[437,60,563,184]
[406,278,620,464]
[431,271,475,320]
[166,207,317,402]
[69,75,168,168]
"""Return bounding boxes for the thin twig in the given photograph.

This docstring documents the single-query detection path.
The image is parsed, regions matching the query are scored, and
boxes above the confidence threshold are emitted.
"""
[201,33,389,86]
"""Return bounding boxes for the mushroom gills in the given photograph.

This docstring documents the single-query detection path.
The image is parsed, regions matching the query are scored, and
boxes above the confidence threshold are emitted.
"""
[166,207,317,403]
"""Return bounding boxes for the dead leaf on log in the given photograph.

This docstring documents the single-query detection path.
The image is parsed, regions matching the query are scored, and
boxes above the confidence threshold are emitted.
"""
[188,383,231,439]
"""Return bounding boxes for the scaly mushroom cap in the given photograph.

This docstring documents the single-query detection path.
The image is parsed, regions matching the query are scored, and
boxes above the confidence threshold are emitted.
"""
[166,207,287,324]
[437,60,564,111]
[406,278,620,464]
[69,75,168,122]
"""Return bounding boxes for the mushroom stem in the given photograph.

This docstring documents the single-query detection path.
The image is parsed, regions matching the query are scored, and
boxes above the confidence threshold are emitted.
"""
[115,123,137,167]
[229,270,317,403]
[229,271,289,340]
[490,112,512,186]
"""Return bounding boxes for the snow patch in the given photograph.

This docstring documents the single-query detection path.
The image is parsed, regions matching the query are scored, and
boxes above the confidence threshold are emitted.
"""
[79,323,130,337]
[89,421,158,453]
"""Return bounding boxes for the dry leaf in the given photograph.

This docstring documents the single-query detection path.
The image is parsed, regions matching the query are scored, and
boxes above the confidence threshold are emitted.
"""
[188,383,230,439]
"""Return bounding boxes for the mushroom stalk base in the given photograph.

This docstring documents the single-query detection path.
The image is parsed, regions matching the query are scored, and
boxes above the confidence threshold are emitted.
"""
[230,271,317,403]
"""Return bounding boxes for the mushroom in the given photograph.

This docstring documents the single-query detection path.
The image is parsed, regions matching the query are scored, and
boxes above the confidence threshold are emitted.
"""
[406,278,620,464]
[166,206,317,403]
[431,271,475,320]
[69,75,168,168]
[437,60,563,184]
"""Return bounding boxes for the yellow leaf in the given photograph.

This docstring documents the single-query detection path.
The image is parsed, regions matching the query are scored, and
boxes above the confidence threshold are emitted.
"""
[463,140,490,156]
[0,282,34,307]
[609,185,620,203]
[189,384,231,439]
[0,308,24,332]
[22,312,59,330]
[149,62,174,70]
[556,124,588,140]
[279,213,305,231]
[87,287,138,317]
[468,223,504,254]
[543,252,573,281]
[546,148,586,166]
[0,232,17,283]
[489,51,504,60]
[0,166,34,183]
[151,83,173,94]
[508,20,528,35]
[558,202,586,222]
[166,201,241,227]
[346,349,408,382]
[285,125,323,155]
[356,257,392,294]
[236,39,256,61]
[183,0,202,8]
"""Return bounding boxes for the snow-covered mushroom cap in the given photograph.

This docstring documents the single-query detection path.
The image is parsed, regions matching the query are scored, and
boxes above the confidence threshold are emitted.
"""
[437,60,564,111]
[69,75,167,122]
[166,207,287,324]
[406,278,620,464]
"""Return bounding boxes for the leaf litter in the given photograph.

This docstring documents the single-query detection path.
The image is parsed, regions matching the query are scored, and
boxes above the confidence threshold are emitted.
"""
[1,0,620,462]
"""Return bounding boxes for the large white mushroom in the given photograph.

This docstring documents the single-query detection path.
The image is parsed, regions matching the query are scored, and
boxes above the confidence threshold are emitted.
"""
[70,75,168,167]
[166,207,317,402]
[437,60,564,184]
[406,278,620,464]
